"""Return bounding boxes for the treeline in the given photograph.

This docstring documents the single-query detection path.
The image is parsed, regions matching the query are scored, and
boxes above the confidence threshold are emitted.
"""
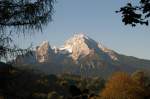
[0,63,150,99]
[0,63,104,99]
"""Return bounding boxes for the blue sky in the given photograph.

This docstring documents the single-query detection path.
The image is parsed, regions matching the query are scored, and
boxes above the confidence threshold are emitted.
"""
[14,0,150,60]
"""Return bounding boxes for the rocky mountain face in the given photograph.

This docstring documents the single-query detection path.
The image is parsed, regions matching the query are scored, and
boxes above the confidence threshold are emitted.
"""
[14,33,150,77]
[36,41,54,63]
[63,33,118,61]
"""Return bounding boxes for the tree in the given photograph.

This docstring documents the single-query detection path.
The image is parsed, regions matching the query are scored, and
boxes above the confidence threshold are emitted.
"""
[117,0,150,26]
[0,0,55,60]
[131,70,147,86]
[100,72,145,99]
[131,70,150,98]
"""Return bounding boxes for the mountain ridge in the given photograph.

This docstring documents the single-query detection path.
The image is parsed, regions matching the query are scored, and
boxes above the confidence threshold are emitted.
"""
[14,33,150,77]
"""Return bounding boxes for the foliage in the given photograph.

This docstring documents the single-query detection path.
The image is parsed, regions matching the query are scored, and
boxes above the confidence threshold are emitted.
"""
[131,70,150,98]
[1,62,150,99]
[0,0,55,61]
[0,63,104,99]
[100,72,146,99]
[0,0,55,31]
[117,0,150,26]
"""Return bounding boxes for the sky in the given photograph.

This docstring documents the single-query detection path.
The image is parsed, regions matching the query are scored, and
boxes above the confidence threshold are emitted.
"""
[14,0,150,60]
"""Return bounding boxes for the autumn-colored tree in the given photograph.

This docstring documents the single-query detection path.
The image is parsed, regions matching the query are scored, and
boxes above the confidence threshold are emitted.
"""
[131,70,150,98]
[132,71,147,86]
[100,72,145,99]
[0,0,55,60]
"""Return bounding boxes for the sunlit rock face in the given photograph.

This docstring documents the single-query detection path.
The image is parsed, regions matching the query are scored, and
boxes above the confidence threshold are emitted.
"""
[62,33,118,61]
[14,33,150,78]
[15,33,118,64]
[36,41,54,63]
[63,33,91,60]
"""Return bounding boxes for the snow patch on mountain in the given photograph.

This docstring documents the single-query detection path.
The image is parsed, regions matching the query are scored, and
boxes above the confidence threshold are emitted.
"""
[63,33,91,60]
[61,33,118,61]
[98,43,118,60]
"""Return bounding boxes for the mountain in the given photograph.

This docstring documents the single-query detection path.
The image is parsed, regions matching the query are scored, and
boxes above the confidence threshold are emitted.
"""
[63,33,118,61]
[14,33,150,78]
[36,41,55,63]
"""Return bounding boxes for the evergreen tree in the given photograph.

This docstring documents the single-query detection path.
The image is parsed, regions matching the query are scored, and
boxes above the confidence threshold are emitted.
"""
[0,0,55,60]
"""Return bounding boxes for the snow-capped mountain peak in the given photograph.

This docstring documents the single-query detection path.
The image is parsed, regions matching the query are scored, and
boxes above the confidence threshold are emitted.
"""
[14,33,150,78]
[72,33,89,39]
[61,33,118,61]
[16,33,118,64]
[36,40,53,63]
[39,40,49,47]
[62,33,92,60]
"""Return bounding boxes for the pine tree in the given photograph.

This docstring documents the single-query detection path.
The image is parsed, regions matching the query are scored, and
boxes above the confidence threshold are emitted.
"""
[0,0,55,60]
